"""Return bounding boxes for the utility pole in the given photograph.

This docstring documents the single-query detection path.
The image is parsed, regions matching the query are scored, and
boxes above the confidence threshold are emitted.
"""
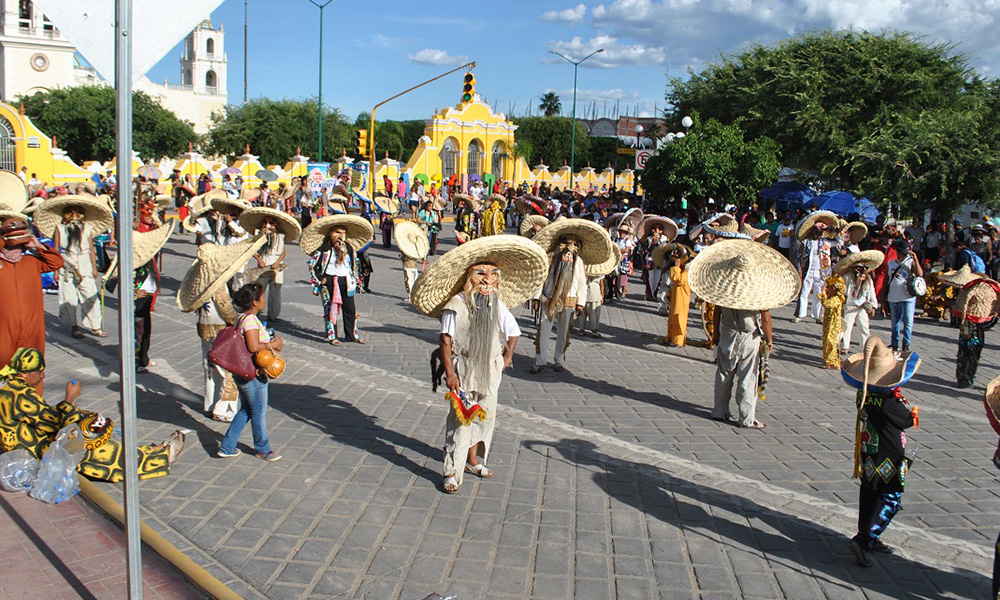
[243,0,248,102]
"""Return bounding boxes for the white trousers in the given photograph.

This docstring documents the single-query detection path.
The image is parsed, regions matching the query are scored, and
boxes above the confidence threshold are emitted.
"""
[58,273,102,330]
[841,306,870,352]
[796,269,824,319]
[404,267,419,299]
[443,389,498,487]
[201,338,238,419]
[575,302,601,332]
[535,309,574,367]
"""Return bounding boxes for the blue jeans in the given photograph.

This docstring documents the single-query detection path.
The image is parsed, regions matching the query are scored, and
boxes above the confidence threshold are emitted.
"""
[219,375,272,454]
[889,298,916,350]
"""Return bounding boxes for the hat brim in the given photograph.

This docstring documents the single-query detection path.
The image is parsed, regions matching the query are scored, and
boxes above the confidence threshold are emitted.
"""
[984,376,1000,435]
[34,195,114,238]
[586,244,622,277]
[411,235,549,318]
[841,351,921,391]
[485,194,508,211]
[833,250,885,275]
[211,196,251,215]
[373,195,399,214]
[797,211,839,240]
[519,215,550,237]
[300,214,374,255]
[637,216,678,242]
[395,219,430,259]
[176,235,267,312]
[0,170,28,211]
[531,218,614,265]
[239,207,302,242]
[688,239,801,311]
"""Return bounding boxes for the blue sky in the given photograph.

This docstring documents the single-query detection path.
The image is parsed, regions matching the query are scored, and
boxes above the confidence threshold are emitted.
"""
[144,0,1000,122]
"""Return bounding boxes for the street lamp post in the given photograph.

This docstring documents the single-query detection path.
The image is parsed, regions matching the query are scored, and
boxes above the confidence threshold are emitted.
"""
[307,0,334,162]
[633,124,643,194]
[550,48,603,190]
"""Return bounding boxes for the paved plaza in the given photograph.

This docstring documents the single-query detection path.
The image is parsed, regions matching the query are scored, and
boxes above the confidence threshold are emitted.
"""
[33,221,1000,599]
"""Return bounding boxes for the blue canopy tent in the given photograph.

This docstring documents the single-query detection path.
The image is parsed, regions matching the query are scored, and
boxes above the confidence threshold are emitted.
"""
[759,181,816,212]
[804,190,881,223]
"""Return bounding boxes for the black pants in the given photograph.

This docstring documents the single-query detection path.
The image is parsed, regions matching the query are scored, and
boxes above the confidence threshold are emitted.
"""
[135,295,152,367]
[993,530,1000,600]
[429,231,439,255]
[301,210,312,229]
[324,277,358,341]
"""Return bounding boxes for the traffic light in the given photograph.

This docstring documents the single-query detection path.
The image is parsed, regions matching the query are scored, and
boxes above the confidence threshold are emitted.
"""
[462,71,476,103]
[356,129,368,156]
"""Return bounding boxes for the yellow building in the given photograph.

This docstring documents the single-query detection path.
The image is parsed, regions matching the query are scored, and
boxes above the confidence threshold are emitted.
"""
[0,101,94,185]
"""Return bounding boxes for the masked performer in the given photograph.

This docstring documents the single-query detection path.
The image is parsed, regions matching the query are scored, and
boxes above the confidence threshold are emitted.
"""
[952,279,1000,389]
[453,194,480,245]
[835,251,883,354]
[395,220,430,301]
[240,207,301,323]
[480,194,507,237]
[794,211,840,322]
[818,274,847,369]
[411,236,547,494]
[636,216,677,301]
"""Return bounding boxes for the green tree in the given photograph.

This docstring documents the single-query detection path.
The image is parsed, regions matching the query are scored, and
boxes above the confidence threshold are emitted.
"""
[667,30,1000,215]
[17,86,198,163]
[539,92,562,117]
[208,98,352,165]
[642,119,781,210]
[511,116,588,171]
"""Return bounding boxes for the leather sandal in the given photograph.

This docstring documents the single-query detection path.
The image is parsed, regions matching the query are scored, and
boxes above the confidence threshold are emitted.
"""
[442,475,459,493]
[465,463,494,478]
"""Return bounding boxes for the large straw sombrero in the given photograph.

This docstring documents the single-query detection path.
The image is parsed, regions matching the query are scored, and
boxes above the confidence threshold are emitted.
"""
[211,194,251,215]
[701,213,740,237]
[485,194,508,211]
[327,194,349,215]
[240,187,261,203]
[300,214,374,255]
[0,169,28,210]
[519,214,550,238]
[431,195,448,211]
[514,195,548,216]
[651,242,694,268]
[845,221,868,244]
[619,208,645,234]
[183,190,228,232]
[983,376,1000,435]
[833,249,885,276]
[937,264,984,287]
[33,194,114,238]
[107,221,177,276]
[603,212,625,230]
[841,336,921,392]
[531,218,614,266]
[797,210,839,240]
[739,222,770,244]
[452,193,480,212]
[688,239,801,311]
[952,279,1000,324]
[239,207,302,242]
[176,235,267,312]
[586,244,622,277]
[373,194,399,215]
[395,219,430,260]
[637,216,678,242]
[411,235,549,318]
[153,194,172,209]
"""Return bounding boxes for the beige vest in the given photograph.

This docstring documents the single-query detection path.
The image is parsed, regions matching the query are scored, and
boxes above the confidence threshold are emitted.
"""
[444,294,506,396]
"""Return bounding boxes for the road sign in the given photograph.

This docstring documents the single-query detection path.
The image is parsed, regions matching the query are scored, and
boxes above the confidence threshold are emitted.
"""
[635,150,651,170]
[617,148,637,155]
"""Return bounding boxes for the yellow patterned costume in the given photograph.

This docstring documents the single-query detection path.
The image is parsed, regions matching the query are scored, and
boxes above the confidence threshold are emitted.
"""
[818,275,846,368]
[0,377,171,482]
[480,202,506,237]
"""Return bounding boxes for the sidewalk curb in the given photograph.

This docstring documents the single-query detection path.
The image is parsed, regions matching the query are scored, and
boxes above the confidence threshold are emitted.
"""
[78,478,241,600]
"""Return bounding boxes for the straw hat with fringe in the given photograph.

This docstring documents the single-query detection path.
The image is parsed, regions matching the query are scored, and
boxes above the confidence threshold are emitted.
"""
[485,194,508,211]
[797,210,839,240]
[637,216,678,242]
[841,335,921,478]
[176,235,267,312]
[0,169,27,210]
[983,376,1000,435]
[373,194,399,214]
[452,193,480,212]
[937,264,984,288]
[531,218,614,266]
[952,278,1000,324]
[514,195,548,216]
[651,242,694,269]
[586,244,622,277]
[833,249,885,276]
[846,221,868,244]
[239,207,302,242]
[739,222,770,244]
[411,235,549,318]
[688,239,801,311]
[300,214,374,255]
[395,219,430,260]
[519,214,550,238]
[33,194,114,238]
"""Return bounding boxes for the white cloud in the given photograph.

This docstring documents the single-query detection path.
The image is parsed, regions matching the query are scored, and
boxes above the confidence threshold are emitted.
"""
[549,35,667,67]
[585,0,1000,73]
[406,49,470,66]
[542,4,587,25]
[546,87,641,103]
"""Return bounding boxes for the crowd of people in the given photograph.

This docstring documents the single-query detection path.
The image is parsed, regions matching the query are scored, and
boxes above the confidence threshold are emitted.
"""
[4,164,1000,589]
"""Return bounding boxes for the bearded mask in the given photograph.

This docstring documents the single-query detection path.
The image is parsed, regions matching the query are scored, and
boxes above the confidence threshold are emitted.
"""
[557,236,580,257]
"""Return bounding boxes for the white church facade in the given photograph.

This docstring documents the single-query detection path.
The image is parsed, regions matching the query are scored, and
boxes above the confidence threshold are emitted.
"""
[0,1,226,133]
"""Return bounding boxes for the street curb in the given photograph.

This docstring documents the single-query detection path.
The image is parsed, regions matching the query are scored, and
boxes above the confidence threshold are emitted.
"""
[77,477,242,600]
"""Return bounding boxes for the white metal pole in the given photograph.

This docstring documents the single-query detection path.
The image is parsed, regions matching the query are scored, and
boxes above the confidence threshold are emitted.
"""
[115,0,143,597]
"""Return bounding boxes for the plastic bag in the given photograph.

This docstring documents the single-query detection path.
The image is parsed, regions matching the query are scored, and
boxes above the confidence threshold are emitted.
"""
[29,424,85,504]
[0,449,40,493]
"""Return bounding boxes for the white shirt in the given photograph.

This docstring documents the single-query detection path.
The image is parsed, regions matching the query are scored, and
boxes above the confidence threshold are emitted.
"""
[195,218,218,244]
[324,254,352,277]
[18,170,26,182]
[439,300,520,338]
[887,257,914,303]
[138,269,157,294]
[776,223,795,249]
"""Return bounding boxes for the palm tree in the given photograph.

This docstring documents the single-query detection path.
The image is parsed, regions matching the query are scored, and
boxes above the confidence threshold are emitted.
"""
[539,92,562,117]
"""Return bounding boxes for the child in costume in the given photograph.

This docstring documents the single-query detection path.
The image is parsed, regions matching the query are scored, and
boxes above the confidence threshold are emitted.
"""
[666,245,692,347]
[818,274,846,368]
[952,279,1000,389]
[842,336,920,568]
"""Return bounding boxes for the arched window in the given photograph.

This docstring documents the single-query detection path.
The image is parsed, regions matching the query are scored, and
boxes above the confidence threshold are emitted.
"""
[206,38,215,55]
[205,70,217,91]
[0,118,16,173]
[491,141,507,181]
[467,139,482,177]
[440,137,458,179]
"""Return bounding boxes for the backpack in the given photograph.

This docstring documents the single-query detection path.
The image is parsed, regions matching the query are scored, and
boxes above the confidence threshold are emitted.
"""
[964,248,986,274]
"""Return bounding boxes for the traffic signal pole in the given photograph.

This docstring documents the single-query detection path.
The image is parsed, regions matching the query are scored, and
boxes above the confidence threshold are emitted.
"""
[366,61,476,196]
